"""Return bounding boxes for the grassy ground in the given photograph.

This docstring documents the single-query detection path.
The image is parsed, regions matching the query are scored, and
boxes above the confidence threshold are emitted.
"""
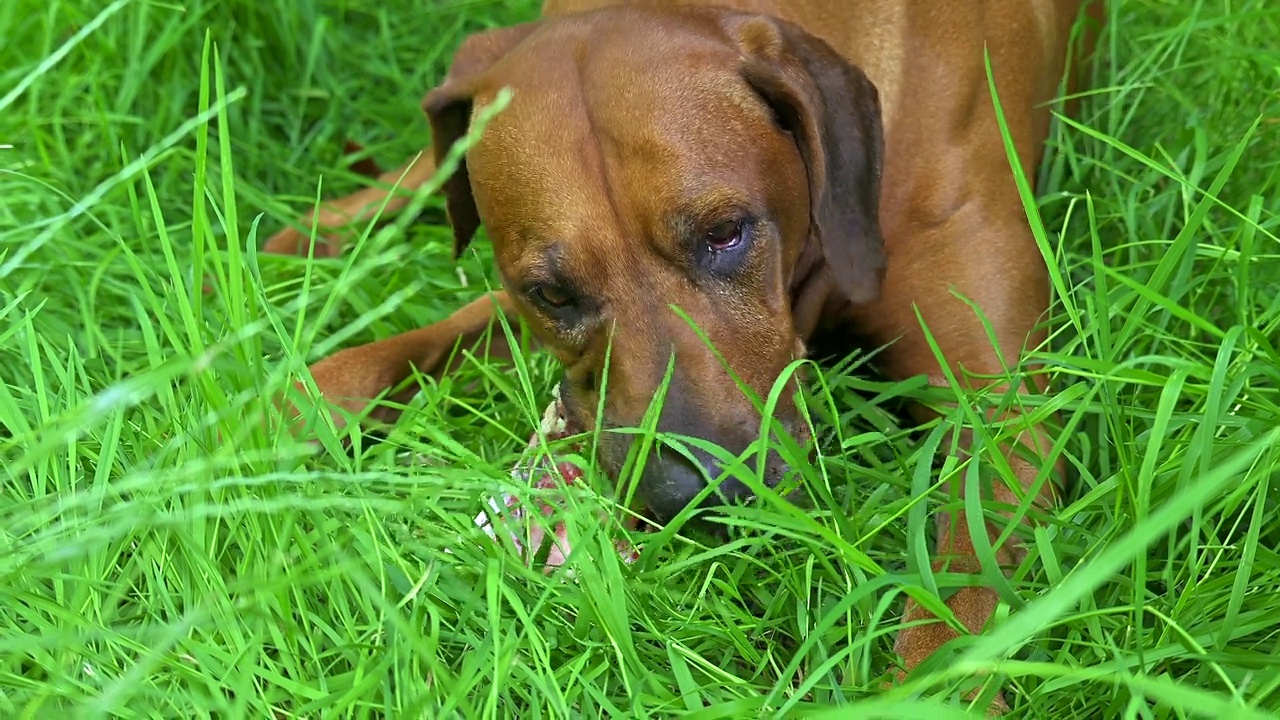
[3,0,1280,717]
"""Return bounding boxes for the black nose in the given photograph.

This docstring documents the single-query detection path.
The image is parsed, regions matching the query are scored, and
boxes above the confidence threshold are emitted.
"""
[640,446,764,524]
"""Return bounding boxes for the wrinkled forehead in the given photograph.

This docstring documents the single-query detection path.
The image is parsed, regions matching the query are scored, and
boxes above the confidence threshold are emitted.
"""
[461,19,781,249]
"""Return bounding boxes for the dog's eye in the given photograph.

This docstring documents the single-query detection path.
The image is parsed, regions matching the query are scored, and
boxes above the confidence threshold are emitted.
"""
[706,220,744,252]
[534,284,573,309]
[691,214,754,275]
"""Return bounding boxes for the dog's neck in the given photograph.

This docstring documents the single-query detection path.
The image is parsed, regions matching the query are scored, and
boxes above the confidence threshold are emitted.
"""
[787,241,839,341]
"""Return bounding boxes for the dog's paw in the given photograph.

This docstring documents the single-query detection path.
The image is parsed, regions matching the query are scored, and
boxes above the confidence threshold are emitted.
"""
[273,350,402,441]
[892,588,1009,716]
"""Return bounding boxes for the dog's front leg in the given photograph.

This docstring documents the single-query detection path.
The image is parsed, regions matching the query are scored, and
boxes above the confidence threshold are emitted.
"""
[262,150,439,258]
[851,202,1062,713]
[285,290,525,433]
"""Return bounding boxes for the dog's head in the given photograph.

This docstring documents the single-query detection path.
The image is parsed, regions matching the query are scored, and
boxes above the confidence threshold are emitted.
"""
[423,6,885,525]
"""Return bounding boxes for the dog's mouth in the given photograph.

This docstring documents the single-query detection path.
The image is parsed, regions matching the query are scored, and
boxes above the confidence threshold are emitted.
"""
[555,375,817,523]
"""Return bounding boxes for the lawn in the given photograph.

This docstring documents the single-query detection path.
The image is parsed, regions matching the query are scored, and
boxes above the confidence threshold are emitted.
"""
[2,0,1279,717]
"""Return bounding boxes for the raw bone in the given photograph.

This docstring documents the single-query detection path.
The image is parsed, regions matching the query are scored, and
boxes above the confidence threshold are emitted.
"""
[473,385,641,570]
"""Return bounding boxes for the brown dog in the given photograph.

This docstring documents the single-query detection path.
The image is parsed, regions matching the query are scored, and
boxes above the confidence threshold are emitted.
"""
[263,0,1104,709]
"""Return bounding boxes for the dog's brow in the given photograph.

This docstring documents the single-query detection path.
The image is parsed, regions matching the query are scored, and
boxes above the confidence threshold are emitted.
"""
[523,241,567,278]
[661,197,755,261]
[672,187,753,227]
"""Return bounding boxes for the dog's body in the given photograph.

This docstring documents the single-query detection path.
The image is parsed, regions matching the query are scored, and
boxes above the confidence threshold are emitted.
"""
[264,0,1103,709]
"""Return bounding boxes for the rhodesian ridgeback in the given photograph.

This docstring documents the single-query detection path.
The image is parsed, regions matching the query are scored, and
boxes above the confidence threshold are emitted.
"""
[262,0,1104,710]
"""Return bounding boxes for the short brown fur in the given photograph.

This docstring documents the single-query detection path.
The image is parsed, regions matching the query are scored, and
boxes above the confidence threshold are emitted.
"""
[262,0,1106,712]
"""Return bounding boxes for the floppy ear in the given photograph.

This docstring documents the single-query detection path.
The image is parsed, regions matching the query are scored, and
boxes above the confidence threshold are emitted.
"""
[421,22,542,259]
[729,16,886,304]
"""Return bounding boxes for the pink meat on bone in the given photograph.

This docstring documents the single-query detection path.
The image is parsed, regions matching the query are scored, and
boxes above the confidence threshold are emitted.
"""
[473,384,642,570]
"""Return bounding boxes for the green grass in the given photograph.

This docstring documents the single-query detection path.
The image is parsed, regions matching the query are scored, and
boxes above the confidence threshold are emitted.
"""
[2,0,1280,717]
